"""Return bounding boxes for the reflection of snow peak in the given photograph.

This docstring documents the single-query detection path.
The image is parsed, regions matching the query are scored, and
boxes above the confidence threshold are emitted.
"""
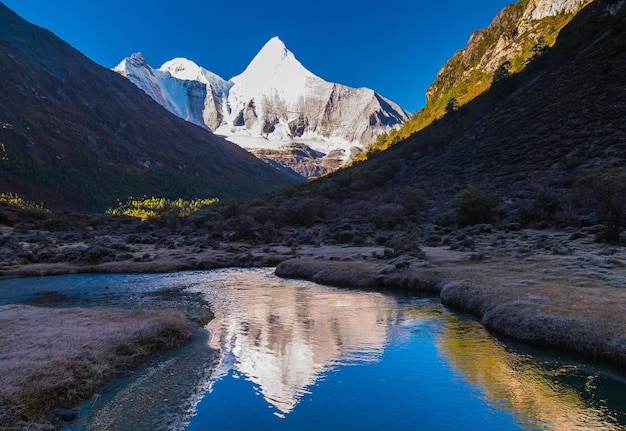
[113,37,409,167]
[196,268,402,414]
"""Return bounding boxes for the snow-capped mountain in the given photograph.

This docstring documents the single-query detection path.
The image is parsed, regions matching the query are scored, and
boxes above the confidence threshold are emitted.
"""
[113,37,409,178]
[112,53,231,130]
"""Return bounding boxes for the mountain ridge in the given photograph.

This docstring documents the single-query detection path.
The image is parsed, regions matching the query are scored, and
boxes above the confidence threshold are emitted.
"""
[113,37,410,179]
[233,0,626,242]
[0,2,296,211]
[368,0,596,155]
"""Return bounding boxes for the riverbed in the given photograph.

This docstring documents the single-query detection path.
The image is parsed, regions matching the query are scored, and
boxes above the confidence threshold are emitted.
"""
[1,268,625,430]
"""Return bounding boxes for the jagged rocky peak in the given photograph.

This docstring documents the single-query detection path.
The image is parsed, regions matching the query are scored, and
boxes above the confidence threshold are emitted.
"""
[526,0,592,20]
[126,52,149,68]
[113,52,151,76]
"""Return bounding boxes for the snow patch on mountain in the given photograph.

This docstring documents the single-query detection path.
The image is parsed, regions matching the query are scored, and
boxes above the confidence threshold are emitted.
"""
[112,53,212,127]
[160,57,232,98]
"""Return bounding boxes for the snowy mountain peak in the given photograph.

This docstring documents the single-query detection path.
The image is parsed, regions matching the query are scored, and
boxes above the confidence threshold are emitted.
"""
[160,57,203,80]
[256,36,291,63]
[112,52,150,76]
[232,36,316,88]
[127,52,148,68]
[113,37,409,178]
[159,57,232,97]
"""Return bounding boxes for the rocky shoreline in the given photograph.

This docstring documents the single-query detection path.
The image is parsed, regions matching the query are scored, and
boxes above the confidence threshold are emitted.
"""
[2,224,626,429]
[273,227,626,366]
[3,225,626,367]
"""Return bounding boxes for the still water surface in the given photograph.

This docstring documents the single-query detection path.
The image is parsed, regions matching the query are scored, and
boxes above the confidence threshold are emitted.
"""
[1,268,625,430]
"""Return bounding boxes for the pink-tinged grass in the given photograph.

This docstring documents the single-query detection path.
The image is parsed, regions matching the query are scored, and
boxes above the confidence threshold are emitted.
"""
[0,305,191,430]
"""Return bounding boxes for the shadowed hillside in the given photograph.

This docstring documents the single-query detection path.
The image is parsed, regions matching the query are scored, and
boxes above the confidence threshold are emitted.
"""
[202,0,626,247]
[367,0,594,155]
[0,2,296,212]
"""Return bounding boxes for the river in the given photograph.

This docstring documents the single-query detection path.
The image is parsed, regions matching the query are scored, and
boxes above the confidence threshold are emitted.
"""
[1,268,625,430]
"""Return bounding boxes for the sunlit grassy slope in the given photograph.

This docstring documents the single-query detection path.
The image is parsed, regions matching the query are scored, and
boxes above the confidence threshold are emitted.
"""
[361,0,592,157]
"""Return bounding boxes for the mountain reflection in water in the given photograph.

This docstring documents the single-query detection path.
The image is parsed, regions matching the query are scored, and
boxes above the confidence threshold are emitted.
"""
[186,268,626,430]
[1,269,624,429]
[192,268,407,414]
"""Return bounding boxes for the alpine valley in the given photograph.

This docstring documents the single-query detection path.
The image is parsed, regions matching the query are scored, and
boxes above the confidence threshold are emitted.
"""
[2,1,626,431]
[113,37,410,179]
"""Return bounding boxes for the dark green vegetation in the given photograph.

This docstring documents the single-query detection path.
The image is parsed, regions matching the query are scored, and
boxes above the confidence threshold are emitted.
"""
[0,3,296,212]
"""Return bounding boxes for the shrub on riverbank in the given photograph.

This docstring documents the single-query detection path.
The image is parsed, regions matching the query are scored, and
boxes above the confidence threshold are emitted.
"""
[0,305,191,430]
[106,197,219,220]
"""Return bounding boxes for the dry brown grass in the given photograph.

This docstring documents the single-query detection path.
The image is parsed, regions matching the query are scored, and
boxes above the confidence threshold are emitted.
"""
[275,258,384,289]
[0,305,191,430]
[276,237,626,366]
[276,256,442,293]
[437,254,626,364]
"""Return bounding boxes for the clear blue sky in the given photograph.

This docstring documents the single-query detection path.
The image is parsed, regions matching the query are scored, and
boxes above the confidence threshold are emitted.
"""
[3,0,512,113]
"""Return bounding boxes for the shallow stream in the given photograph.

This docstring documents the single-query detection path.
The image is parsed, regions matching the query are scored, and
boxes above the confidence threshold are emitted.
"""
[1,268,625,430]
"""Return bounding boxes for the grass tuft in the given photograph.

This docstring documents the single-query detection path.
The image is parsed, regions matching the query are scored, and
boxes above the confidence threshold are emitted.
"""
[0,305,191,430]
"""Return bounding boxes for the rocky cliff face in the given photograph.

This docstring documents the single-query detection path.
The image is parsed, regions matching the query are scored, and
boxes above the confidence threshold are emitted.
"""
[527,0,592,19]
[250,144,345,180]
[371,0,597,155]
[114,37,409,178]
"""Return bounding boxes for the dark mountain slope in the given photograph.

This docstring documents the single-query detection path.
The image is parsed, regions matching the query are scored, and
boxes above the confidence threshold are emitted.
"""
[0,2,295,211]
[312,0,625,207]
[367,0,594,156]
[218,0,625,244]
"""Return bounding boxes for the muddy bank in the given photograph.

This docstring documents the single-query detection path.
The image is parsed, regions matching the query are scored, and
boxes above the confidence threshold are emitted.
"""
[275,231,626,366]
[71,328,217,431]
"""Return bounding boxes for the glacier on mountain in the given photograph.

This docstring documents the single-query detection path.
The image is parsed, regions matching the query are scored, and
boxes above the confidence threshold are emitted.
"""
[113,37,409,177]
